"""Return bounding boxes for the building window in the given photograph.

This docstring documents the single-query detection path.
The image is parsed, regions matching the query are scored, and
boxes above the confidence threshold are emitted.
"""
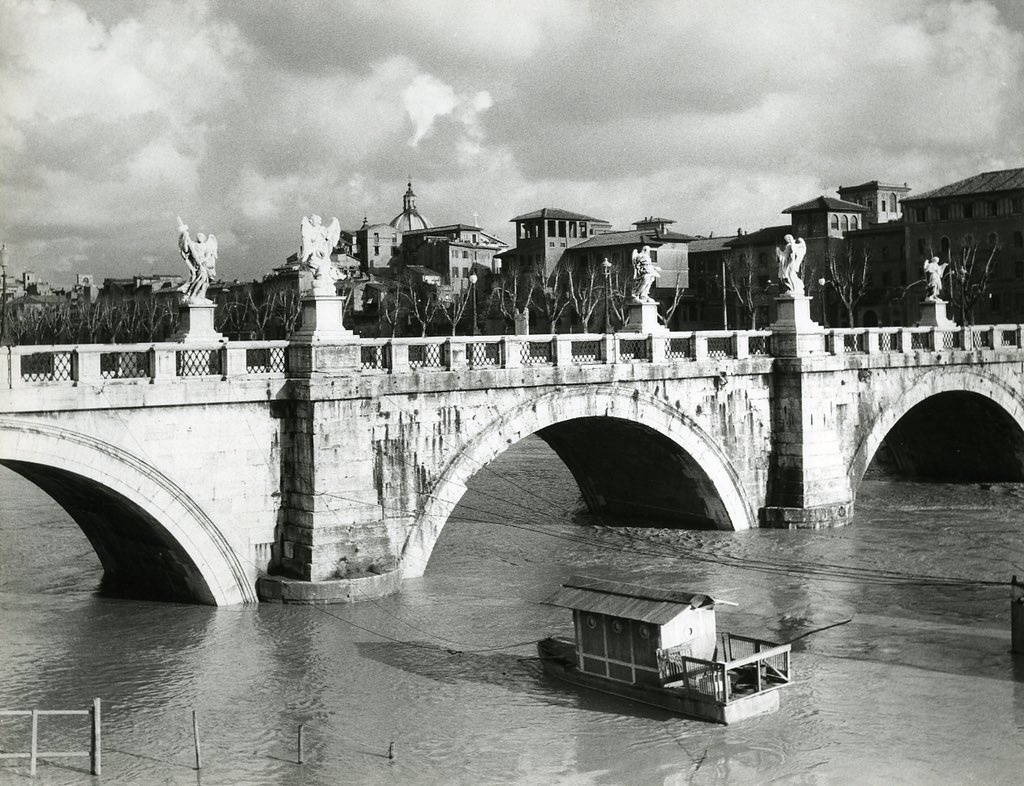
[851,216,859,230]
[373,245,379,255]
[462,250,468,258]
[1014,231,1023,249]
[914,208,926,222]
[558,221,566,238]
[549,241,555,248]
[841,215,849,231]
[987,201,998,216]
[451,267,458,279]
[547,219,556,235]
[940,236,950,255]
[1012,198,1022,214]
[580,222,588,236]
[374,232,380,241]
[830,215,839,230]
[890,193,897,213]
[963,202,974,218]
[867,199,874,211]
[939,205,949,220]
[472,234,477,243]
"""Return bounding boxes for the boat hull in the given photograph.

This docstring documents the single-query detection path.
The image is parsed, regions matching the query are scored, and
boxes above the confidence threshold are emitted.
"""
[537,637,781,725]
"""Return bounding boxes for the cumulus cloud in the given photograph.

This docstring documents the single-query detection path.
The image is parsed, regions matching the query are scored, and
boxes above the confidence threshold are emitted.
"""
[0,0,1021,285]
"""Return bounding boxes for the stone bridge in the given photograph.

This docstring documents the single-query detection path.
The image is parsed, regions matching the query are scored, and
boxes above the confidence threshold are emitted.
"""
[2,322,1023,605]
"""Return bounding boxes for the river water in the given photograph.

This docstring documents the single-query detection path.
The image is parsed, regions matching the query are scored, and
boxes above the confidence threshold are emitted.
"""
[1,436,1023,785]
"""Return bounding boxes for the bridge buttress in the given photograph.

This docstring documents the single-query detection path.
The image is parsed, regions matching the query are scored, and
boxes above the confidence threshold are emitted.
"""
[761,357,855,528]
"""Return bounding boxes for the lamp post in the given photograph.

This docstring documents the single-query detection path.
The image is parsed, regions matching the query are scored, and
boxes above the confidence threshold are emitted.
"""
[0,243,8,346]
[817,276,828,328]
[721,257,728,330]
[602,257,612,334]
[469,271,478,335]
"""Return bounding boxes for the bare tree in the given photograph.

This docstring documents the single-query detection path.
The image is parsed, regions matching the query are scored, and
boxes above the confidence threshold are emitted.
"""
[489,259,537,333]
[532,262,575,333]
[723,249,761,329]
[563,261,604,332]
[946,241,997,327]
[824,238,870,328]
[437,283,473,335]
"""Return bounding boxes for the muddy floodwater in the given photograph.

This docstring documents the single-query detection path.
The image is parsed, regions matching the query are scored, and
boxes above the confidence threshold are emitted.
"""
[2,436,1024,785]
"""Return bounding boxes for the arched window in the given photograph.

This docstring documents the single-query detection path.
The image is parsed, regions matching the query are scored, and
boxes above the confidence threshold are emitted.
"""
[830,215,839,230]
[841,215,849,231]
[940,236,950,255]
[890,193,897,213]
[851,216,859,230]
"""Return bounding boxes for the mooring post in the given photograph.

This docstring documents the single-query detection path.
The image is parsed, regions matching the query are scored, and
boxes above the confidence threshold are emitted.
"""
[192,710,202,770]
[30,709,38,776]
[297,724,304,765]
[91,698,102,776]
[388,741,395,761]
[1012,575,1024,655]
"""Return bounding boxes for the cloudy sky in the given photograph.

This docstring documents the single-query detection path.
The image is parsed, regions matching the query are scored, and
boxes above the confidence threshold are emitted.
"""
[1,0,1022,286]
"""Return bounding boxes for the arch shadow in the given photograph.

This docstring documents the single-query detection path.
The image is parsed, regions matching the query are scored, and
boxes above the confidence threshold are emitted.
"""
[400,387,757,578]
[0,418,255,605]
[850,368,1024,487]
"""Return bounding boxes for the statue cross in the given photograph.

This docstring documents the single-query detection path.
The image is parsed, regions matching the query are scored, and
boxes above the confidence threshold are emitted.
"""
[473,211,479,227]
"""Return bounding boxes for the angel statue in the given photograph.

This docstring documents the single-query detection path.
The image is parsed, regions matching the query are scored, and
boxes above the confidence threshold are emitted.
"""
[923,256,947,302]
[630,245,661,304]
[299,214,344,295]
[777,234,807,296]
[176,216,218,303]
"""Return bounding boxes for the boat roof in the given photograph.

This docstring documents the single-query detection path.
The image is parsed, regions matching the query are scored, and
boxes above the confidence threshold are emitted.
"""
[543,575,719,625]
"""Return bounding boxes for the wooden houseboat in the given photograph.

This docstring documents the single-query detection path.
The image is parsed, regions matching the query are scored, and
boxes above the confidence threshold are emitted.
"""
[538,575,791,724]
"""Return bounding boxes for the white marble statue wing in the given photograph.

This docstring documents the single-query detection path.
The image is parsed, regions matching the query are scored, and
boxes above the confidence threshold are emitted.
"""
[205,235,218,275]
[300,216,315,263]
[325,217,341,252]
[793,238,807,267]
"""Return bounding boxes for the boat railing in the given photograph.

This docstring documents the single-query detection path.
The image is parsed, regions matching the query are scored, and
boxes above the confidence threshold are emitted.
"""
[657,635,791,703]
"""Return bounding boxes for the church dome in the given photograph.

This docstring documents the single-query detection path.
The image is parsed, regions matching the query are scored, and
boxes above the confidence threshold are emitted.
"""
[389,181,431,231]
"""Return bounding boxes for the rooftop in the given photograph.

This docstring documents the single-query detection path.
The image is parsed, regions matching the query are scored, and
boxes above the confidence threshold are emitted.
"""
[687,236,739,254]
[544,575,719,625]
[510,207,606,223]
[783,196,868,214]
[724,224,792,247]
[569,228,695,250]
[839,180,911,192]
[903,168,1024,202]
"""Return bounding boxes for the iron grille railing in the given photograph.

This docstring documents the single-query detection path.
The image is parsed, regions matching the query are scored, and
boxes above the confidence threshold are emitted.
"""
[706,336,731,359]
[100,351,150,379]
[20,351,73,382]
[176,349,222,377]
[878,331,898,352]
[521,341,553,365]
[409,342,444,369]
[467,341,502,367]
[910,332,930,351]
[570,340,601,363]
[360,344,389,371]
[245,346,287,374]
[972,328,993,349]
[748,334,770,356]
[618,338,649,361]
[843,333,865,353]
[666,337,692,360]
[1001,329,1019,348]
[941,331,960,350]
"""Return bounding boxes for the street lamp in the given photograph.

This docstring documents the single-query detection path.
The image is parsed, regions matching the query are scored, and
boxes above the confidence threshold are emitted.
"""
[0,243,8,346]
[469,271,479,335]
[602,257,612,334]
[817,276,828,328]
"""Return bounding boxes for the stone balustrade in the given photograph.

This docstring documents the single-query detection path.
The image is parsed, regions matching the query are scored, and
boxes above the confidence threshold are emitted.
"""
[4,324,1024,388]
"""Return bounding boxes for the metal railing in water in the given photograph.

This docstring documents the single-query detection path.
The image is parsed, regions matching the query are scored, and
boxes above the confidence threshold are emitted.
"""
[656,633,791,704]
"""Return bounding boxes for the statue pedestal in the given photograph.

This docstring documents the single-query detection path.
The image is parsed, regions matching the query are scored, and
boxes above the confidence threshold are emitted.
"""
[620,301,666,334]
[917,299,956,328]
[770,295,824,357]
[291,295,353,342]
[172,300,223,342]
[288,295,358,376]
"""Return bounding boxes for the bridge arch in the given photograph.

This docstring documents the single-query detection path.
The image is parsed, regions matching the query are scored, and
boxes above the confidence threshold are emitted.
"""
[850,368,1024,486]
[0,419,256,605]
[400,387,757,577]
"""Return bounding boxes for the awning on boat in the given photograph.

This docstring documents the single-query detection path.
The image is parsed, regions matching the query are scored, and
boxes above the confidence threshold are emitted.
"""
[542,575,723,625]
